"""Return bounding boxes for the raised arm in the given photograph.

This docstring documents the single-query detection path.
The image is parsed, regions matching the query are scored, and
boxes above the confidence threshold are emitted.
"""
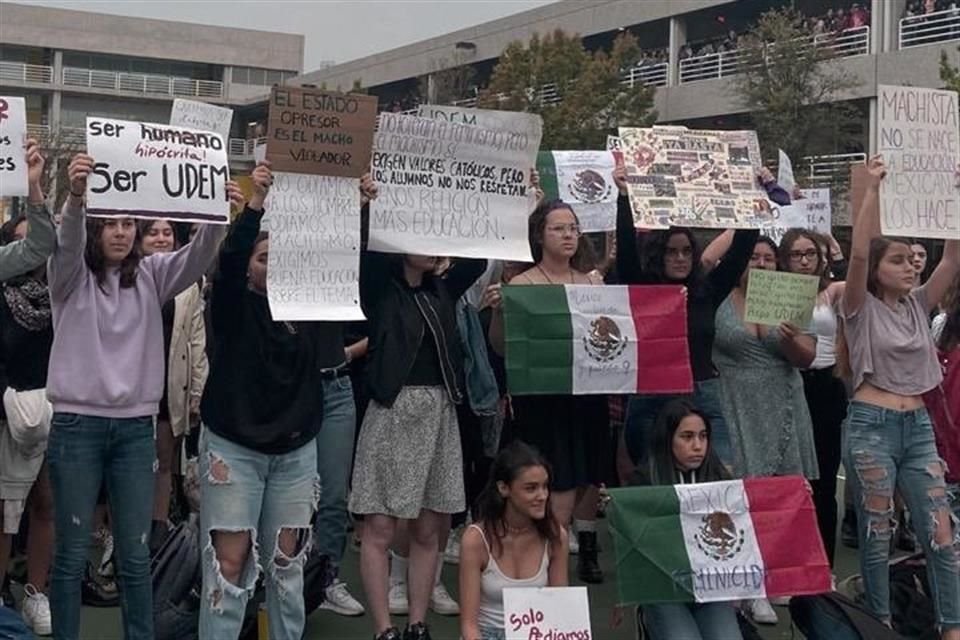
[445,258,488,301]
[0,139,55,281]
[922,238,960,311]
[48,154,94,303]
[701,230,733,273]
[708,228,760,307]
[841,156,885,318]
[758,166,791,206]
[613,164,642,284]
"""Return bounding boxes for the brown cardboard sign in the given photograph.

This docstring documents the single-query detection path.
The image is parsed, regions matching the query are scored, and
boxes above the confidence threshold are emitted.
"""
[266,87,377,178]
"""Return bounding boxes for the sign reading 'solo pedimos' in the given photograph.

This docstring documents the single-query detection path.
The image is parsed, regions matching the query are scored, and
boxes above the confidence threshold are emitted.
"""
[878,85,960,240]
[84,117,230,224]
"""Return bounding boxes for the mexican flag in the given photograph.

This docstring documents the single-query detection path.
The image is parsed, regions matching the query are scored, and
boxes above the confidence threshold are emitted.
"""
[608,476,831,604]
[536,150,617,232]
[502,284,692,395]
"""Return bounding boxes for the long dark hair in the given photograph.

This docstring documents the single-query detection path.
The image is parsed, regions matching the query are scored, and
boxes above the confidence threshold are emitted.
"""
[85,218,141,290]
[639,227,703,287]
[137,219,184,252]
[528,199,595,273]
[475,441,561,557]
[642,399,729,485]
[937,274,960,352]
[0,214,26,245]
[867,236,912,298]
[778,228,830,292]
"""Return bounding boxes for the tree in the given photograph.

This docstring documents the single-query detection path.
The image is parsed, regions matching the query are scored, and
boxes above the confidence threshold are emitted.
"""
[478,29,657,149]
[417,53,478,105]
[939,48,960,94]
[733,8,863,178]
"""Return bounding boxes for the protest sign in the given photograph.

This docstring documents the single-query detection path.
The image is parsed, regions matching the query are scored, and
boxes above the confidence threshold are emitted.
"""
[778,149,796,194]
[619,126,772,230]
[537,151,617,232]
[84,117,230,223]
[266,87,378,178]
[416,104,542,137]
[760,188,832,245]
[608,476,831,604]
[877,85,960,239]
[503,284,692,395]
[744,269,819,328]
[264,172,363,321]
[368,111,542,261]
[170,99,233,139]
[0,97,28,197]
[503,587,592,640]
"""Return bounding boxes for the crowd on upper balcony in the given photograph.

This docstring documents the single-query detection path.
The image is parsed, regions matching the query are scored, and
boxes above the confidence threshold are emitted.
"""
[904,0,960,19]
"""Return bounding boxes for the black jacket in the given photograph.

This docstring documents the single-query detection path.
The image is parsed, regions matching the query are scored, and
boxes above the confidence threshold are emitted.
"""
[360,208,486,408]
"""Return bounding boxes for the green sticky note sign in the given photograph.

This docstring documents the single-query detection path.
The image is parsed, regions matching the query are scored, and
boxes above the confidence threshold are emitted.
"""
[743,269,820,328]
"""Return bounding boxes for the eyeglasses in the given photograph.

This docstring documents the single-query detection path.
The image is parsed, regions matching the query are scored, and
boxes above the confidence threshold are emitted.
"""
[665,246,694,259]
[546,224,581,236]
[788,249,819,262]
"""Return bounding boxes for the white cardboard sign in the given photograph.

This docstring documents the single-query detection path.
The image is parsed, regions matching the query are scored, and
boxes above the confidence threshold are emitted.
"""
[877,84,960,239]
[264,172,364,321]
[84,117,231,224]
[0,96,28,197]
[170,99,233,140]
[503,587,592,640]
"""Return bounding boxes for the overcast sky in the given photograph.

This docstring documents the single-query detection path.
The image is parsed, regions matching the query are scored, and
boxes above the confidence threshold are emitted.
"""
[11,0,558,71]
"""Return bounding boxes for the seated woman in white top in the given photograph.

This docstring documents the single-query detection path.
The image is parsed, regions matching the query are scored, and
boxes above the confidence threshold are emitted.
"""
[459,442,569,640]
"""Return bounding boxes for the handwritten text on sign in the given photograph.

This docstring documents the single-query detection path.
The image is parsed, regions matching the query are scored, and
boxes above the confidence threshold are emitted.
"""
[0,96,27,197]
[264,173,364,321]
[84,117,230,224]
[877,85,960,239]
[266,87,378,178]
[170,99,233,139]
[503,587,592,640]
[368,111,542,261]
[743,268,820,328]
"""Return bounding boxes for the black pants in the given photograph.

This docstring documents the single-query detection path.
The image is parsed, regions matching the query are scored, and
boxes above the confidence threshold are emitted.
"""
[454,403,493,527]
[802,366,848,567]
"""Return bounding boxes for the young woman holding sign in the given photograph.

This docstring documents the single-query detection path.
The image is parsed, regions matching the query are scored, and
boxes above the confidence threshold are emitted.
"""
[840,156,960,639]
[487,198,609,585]
[46,153,237,640]
[137,219,209,552]
[779,228,847,567]
[352,173,487,640]
[458,442,568,640]
[0,139,55,280]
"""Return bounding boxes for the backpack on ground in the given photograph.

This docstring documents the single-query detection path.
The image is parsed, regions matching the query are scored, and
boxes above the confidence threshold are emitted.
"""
[152,515,202,640]
[790,592,904,640]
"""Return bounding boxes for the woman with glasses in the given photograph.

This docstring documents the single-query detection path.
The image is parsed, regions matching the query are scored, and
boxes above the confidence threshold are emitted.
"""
[778,229,846,567]
[488,199,608,585]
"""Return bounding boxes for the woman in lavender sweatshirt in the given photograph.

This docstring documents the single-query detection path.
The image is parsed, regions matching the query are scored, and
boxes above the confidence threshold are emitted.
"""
[45,153,240,640]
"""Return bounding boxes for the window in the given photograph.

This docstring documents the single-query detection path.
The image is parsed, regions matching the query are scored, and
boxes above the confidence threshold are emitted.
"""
[266,69,282,85]
[248,67,266,85]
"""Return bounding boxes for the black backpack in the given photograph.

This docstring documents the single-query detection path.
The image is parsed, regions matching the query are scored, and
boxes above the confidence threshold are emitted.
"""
[889,554,937,640]
[151,515,202,640]
[790,592,905,640]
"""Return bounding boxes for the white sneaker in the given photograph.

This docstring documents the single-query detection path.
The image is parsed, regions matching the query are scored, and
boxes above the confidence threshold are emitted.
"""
[443,529,462,565]
[319,580,365,617]
[388,581,409,615]
[429,581,460,616]
[769,595,791,607]
[744,598,778,625]
[21,584,52,636]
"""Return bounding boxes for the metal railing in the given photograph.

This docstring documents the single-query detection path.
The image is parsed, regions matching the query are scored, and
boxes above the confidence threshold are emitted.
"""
[62,67,223,98]
[0,61,53,84]
[899,8,960,48]
[621,61,668,88]
[25,124,50,138]
[679,26,870,84]
[806,152,866,187]
[227,137,267,159]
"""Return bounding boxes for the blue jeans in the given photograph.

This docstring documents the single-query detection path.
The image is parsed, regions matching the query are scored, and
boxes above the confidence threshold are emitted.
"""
[843,401,960,629]
[199,428,318,640]
[0,604,32,640]
[313,376,356,571]
[479,626,505,640]
[47,414,155,640]
[642,602,742,640]
[624,378,732,467]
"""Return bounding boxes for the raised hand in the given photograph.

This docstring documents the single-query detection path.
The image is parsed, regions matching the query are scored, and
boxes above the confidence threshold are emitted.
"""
[67,153,95,200]
[865,154,886,187]
[225,180,245,210]
[613,163,628,196]
[249,161,272,211]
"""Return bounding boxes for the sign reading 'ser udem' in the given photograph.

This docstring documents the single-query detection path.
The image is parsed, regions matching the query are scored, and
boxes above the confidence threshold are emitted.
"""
[266,87,378,178]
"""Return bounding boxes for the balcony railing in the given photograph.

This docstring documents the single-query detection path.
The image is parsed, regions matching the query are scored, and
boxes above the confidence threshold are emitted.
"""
[62,67,223,98]
[621,61,668,88]
[227,137,267,159]
[679,26,870,84]
[899,8,960,48]
[0,61,53,84]
[806,152,867,187]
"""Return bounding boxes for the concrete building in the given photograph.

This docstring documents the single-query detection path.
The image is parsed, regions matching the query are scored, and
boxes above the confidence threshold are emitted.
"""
[0,1,303,160]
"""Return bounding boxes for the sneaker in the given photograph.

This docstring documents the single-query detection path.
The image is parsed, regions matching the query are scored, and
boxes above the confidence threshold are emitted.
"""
[374,626,402,640]
[320,579,365,616]
[744,598,778,625]
[443,528,462,565]
[388,581,409,615]
[403,621,431,640]
[768,595,791,607]
[429,581,459,616]
[21,584,52,636]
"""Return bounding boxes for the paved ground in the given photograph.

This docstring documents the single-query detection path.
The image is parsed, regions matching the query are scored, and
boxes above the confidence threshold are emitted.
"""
[48,513,860,640]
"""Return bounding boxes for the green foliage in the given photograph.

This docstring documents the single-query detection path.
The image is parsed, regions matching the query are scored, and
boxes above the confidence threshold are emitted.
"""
[940,48,960,94]
[733,8,862,176]
[418,55,478,105]
[479,29,657,149]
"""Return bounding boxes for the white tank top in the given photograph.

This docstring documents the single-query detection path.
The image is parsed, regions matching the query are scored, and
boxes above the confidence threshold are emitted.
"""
[471,524,550,631]
[809,301,838,370]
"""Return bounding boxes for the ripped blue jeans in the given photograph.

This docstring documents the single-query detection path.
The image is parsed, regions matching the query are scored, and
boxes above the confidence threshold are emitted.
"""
[843,401,960,630]
[198,428,319,640]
